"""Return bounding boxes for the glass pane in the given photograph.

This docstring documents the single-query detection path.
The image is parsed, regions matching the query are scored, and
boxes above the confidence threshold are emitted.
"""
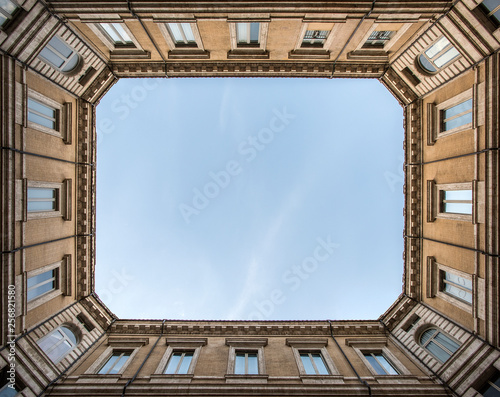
[311,353,329,375]
[101,23,121,42]
[236,23,248,43]
[0,0,18,14]
[48,339,70,362]
[434,46,460,67]
[427,341,450,362]
[445,272,472,290]
[418,54,437,73]
[165,352,182,374]
[444,112,472,131]
[444,202,472,214]
[493,9,500,24]
[482,0,500,13]
[28,98,56,118]
[177,352,193,374]
[0,384,19,396]
[0,15,7,26]
[28,200,55,212]
[444,283,473,303]
[249,23,260,43]
[48,36,72,58]
[443,99,472,119]
[114,23,133,43]
[168,23,183,42]
[300,353,316,374]
[28,112,55,129]
[180,23,195,42]
[61,326,77,345]
[28,187,55,199]
[434,332,460,354]
[247,353,258,374]
[376,354,398,375]
[365,354,385,375]
[39,47,65,68]
[111,353,130,374]
[27,280,54,301]
[234,354,246,374]
[99,354,119,374]
[27,269,54,288]
[482,383,500,397]
[420,328,436,345]
[425,37,450,58]
[444,190,472,201]
[62,54,79,73]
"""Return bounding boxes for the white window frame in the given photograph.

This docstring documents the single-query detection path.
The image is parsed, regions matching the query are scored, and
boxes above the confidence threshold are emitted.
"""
[225,338,268,382]
[427,181,474,222]
[86,338,148,375]
[286,338,339,379]
[155,338,207,378]
[38,35,82,75]
[417,36,461,74]
[227,20,269,57]
[37,324,80,364]
[24,179,72,221]
[26,89,72,142]
[89,22,142,52]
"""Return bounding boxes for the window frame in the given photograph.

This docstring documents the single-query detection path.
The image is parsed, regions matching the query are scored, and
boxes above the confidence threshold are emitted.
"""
[158,21,208,59]
[227,20,269,59]
[289,23,335,59]
[86,338,148,375]
[36,324,80,364]
[97,350,133,375]
[225,338,268,380]
[155,338,206,379]
[427,181,475,222]
[286,338,339,379]
[417,327,460,364]
[24,179,72,221]
[38,35,83,75]
[417,36,461,75]
[97,22,136,47]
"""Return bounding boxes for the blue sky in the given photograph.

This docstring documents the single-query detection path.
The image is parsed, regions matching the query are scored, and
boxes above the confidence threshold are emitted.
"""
[95,77,404,321]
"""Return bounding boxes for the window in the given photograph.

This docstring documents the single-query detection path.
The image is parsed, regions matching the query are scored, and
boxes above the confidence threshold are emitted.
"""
[418,36,460,74]
[37,325,79,363]
[235,351,259,375]
[38,36,81,74]
[28,98,57,130]
[299,352,330,375]
[419,328,460,363]
[363,352,399,375]
[166,23,196,46]
[363,31,394,48]
[236,23,260,46]
[28,187,57,213]
[478,371,500,396]
[99,23,134,46]
[164,351,194,374]
[0,0,18,28]
[441,189,472,215]
[27,269,57,302]
[302,30,329,47]
[479,0,500,27]
[98,351,132,374]
[440,270,473,304]
[442,98,473,132]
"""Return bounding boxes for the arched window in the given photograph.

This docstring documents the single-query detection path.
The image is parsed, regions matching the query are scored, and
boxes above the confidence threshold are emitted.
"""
[417,37,460,74]
[38,36,81,74]
[419,328,460,363]
[37,325,79,363]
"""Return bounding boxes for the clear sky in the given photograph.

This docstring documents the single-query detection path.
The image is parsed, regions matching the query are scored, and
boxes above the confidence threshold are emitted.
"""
[95,77,404,321]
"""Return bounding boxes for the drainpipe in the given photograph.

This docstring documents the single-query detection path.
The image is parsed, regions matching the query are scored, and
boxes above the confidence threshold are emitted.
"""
[327,320,372,397]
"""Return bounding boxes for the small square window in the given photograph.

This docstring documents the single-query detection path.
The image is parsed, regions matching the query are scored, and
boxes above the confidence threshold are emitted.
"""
[363,352,399,375]
[235,351,259,375]
[236,23,260,46]
[99,23,134,46]
[98,351,132,374]
[299,352,330,375]
[164,351,194,374]
[301,30,329,47]
[0,0,19,28]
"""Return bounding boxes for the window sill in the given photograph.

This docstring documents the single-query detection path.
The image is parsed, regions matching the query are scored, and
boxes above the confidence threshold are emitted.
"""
[150,374,194,383]
[347,50,389,61]
[168,49,210,59]
[110,49,151,60]
[225,374,268,384]
[227,50,269,59]
[288,50,330,60]
[300,375,344,384]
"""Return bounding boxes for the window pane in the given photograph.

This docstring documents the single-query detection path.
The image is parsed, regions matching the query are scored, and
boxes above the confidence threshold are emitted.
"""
[177,352,193,374]
[165,352,182,374]
[418,54,437,73]
[434,46,460,67]
[444,190,472,201]
[425,37,450,58]
[168,23,183,42]
[27,280,55,301]
[27,269,54,288]
[28,98,56,119]
[0,384,19,396]
[444,202,472,214]
[434,332,460,354]
[444,283,473,303]
[311,353,329,375]
[445,272,473,290]
[28,112,56,129]
[47,339,71,362]
[62,54,79,73]
[482,0,500,13]
[247,353,258,374]
[444,99,472,119]
[300,353,316,374]
[444,112,472,131]
[0,15,7,26]
[420,328,436,345]
[101,23,121,42]
[365,354,385,375]
[376,354,398,375]
[427,340,450,362]
[28,187,55,199]
[235,353,246,374]
[180,23,195,42]
[48,36,73,58]
[112,353,131,374]
[236,23,248,43]
[28,200,55,212]
[39,47,65,68]
[0,0,18,15]
[99,354,120,374]
[249,22,259,43]
[61,326,77,345]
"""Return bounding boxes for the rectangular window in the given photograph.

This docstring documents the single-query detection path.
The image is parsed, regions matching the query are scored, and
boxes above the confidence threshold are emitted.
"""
[441,189,472,215]
[167,23,196,46]
[27,269,57,301]
[440,270,472,304]
[234,351,259,375]
[236,23,260,46]
[28,98,58,130]
[302,30,329,47]
[299,352,330,375]
[27,187,57,213]
[480,0,500,26]
[363,31,393,48]
[164,351,194,374]
[0,0,18,27]
[363,352,399,375]
[99,23,134,46]
[98,351,132,374]
[479,371,500,396]
[442,99,472,132]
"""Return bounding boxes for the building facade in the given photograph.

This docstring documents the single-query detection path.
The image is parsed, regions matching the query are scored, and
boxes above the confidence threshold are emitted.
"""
[0,0,498,396]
